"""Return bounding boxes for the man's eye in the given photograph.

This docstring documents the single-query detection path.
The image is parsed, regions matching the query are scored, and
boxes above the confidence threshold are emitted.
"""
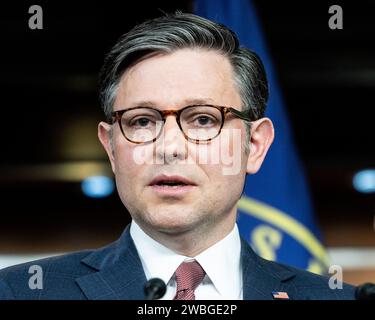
[129,117,155,127]
[137,118,151,126]
[193,115,217,127]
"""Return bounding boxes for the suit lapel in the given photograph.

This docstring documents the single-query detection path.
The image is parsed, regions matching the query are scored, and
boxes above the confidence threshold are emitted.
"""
[76,226,147,300]
[75,226,297,300]
[240,238,296,300]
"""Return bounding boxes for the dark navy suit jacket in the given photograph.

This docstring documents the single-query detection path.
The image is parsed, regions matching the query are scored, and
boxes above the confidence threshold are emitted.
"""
[0,226,355,300]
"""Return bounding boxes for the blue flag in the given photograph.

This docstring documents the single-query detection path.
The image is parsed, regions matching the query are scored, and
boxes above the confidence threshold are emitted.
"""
[195,0,329,273]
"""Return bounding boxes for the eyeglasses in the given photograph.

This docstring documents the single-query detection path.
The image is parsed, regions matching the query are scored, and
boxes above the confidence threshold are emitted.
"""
[111,104,251,144]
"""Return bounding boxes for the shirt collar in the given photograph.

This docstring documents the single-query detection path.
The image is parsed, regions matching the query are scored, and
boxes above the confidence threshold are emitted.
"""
[130,221,242,297]
[130,221,186,286]
[195,225,242,297]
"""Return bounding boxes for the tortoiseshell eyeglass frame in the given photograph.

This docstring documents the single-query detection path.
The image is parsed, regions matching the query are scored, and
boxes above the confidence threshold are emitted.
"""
[111,104,252,144]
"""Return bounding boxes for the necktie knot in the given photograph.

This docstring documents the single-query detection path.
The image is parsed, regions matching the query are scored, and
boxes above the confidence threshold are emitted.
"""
[174,260,205,300]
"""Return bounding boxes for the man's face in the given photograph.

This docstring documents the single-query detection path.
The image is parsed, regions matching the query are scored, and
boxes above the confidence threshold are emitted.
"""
[99,48,271,239]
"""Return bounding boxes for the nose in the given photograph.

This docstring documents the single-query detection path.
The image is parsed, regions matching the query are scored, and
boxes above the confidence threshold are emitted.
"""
[156,115,188,163]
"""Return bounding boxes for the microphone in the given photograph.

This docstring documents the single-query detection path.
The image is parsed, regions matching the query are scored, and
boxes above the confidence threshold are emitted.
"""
[355,283,375,300]
[144,278,167,300]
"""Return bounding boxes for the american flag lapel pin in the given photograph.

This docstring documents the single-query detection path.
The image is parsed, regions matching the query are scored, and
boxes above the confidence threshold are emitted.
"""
[272,291,290,299]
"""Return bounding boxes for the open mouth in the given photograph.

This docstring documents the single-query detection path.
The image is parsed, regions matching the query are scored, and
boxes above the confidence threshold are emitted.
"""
[149,175,196,186]
[155,181,189,187]
[149,175,197,194]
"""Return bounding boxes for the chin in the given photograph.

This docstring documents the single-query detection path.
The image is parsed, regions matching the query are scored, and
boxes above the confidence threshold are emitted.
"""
[148,213,199,234]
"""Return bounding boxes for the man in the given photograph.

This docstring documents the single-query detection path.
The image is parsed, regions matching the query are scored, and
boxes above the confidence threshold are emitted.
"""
[0,12,354,300]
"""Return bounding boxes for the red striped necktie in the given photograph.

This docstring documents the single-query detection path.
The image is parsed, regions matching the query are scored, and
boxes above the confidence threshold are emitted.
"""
[173,260,206,300]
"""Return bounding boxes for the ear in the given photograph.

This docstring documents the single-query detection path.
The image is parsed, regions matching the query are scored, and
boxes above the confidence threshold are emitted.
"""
[98,121,116,174]
[246,117,274,174]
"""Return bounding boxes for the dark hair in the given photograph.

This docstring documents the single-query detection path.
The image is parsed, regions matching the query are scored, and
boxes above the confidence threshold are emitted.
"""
[99,12,268,126]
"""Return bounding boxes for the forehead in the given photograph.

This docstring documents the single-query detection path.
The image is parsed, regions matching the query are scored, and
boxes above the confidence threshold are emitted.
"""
[114,48,241,109]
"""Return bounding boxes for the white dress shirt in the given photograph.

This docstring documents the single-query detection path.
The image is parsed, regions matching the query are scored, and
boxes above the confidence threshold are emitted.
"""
[130,221,243,300]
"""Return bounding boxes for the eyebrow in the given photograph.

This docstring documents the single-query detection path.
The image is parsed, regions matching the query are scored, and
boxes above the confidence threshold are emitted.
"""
[129,98,215,108]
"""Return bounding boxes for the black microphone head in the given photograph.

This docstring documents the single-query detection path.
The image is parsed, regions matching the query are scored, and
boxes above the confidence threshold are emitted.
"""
[144,278,167,300]
[355,282,375,300]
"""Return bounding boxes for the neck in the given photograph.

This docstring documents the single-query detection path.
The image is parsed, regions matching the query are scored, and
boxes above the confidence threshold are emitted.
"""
[136,212,237,257]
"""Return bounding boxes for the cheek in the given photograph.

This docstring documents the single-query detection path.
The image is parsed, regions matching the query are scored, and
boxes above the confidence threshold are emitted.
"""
[113,141,144,188]
[193,127,245,175]
[113,141,158,195]
[113,144,148,208]
[199,162,245,203]
[115,146,133,172]
[114,137,154,168]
